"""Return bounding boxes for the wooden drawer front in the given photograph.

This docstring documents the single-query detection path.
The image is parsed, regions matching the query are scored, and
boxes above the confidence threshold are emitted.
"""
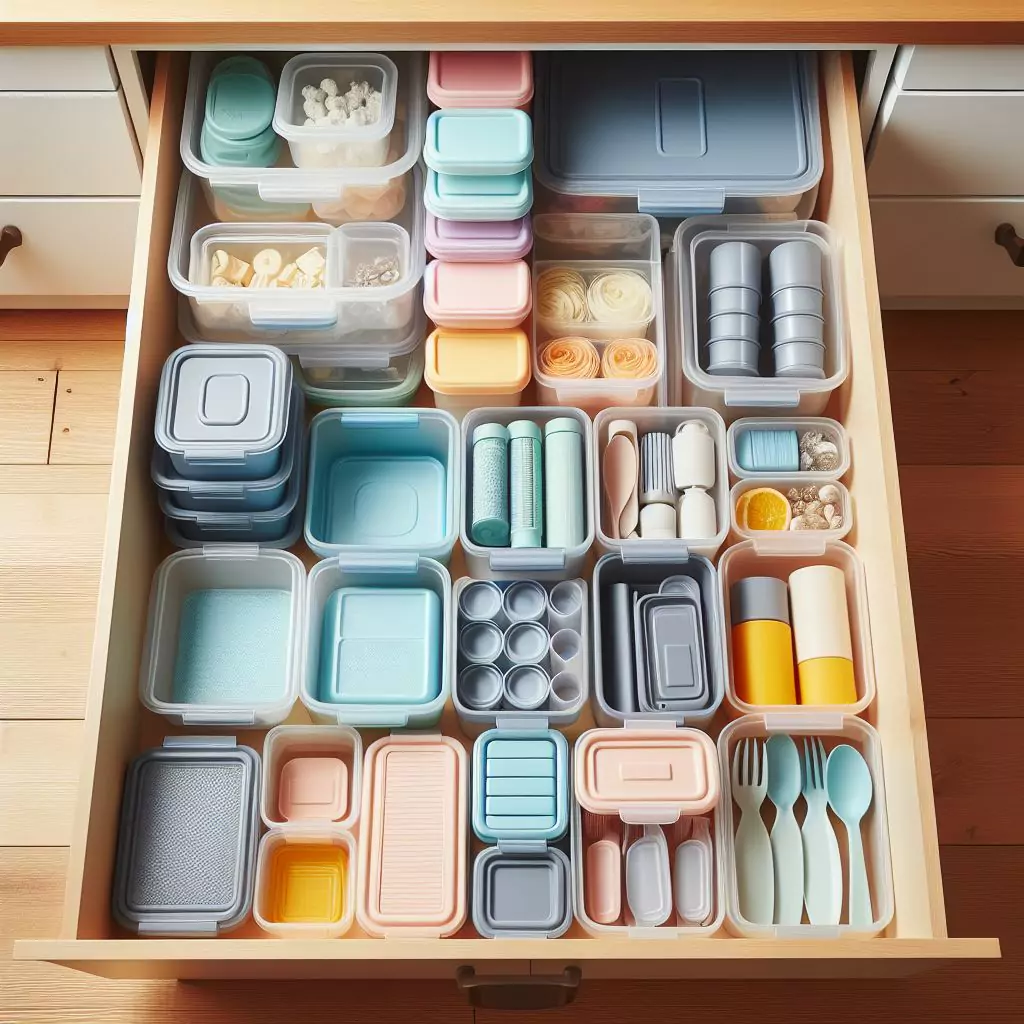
[0,92,140,196]
[12,52,999,981]
[869,89,1024,197]
[871,196,1024,307]
[0,197,138,300]
[0,46,118,90]
[895,45,1024,91]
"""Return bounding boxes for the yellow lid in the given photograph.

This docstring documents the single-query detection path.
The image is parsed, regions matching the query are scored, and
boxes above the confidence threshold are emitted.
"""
[425,327,531,396]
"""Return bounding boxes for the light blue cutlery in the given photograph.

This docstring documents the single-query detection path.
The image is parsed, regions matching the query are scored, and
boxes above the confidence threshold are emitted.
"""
[766,734,804,925]
[801,737,842,925]
[731,737,774,926]
[826,743,875,928]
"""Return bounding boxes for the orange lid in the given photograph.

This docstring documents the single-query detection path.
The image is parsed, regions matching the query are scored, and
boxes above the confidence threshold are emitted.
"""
[424,327,531,396]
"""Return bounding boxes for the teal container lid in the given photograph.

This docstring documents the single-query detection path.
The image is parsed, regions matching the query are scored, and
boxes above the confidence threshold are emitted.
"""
[425,168,533,223]
[507,419,542,443]
[425,109,533,177]
[544,416,582,439]
[201,55,281,168]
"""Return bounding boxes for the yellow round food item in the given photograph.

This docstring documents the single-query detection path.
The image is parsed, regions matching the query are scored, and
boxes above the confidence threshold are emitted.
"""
[736,487,792,532]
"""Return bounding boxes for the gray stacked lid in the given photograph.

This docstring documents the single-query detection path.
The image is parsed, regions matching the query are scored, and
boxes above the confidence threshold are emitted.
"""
[472,846,572,939]
[534,51,822,217]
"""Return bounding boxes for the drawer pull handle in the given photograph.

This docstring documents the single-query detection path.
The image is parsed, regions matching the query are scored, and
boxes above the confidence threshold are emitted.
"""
[455,966,581,1009]
[995,223,1024,267]
[0,225,22,268]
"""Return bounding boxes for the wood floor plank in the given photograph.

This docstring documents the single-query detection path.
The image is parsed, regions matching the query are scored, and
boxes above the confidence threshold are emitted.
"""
[0,464,111,494]
[49,370,121,465]
[0,341,124,373]
[0,310,126,347]
[883,310,1024,372]
[0,371,56,464]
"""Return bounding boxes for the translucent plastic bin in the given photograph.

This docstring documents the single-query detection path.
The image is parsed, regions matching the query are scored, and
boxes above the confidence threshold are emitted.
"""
[718,540,876,717]
[672,217,848,419]
[460,407,595,580]
[273,53,397,170]
[593,407,729,562]
[169,169,424,344]
[139,548,305,727]
[181,51,425,223]
[717,715,894,938]
[727,417,850,480]
[304,408,459,563]
[531,213,666,412]
[301,554,452,728]
[730,478,853,545]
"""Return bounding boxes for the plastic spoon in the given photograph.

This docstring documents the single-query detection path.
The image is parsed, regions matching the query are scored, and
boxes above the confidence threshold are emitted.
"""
[766,734,804,925]
[603,422,639,539]
[826,744,874,928]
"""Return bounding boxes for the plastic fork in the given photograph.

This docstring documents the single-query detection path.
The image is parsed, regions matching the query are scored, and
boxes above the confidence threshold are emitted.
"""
[731,737,774,926]
[801,737,842,926]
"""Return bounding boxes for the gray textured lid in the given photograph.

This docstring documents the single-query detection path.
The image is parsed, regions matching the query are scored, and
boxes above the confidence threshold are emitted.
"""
[731,575,790,626]
[155,345,292,462]
[472,846,571,938]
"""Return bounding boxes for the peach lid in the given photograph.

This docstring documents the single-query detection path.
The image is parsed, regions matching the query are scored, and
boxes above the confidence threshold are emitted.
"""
[423,260,532,328]
[357,734,467,936]
[278,757,348,823]
[574,727,720,823]
[427,52,534,109]
[425,327,531,396]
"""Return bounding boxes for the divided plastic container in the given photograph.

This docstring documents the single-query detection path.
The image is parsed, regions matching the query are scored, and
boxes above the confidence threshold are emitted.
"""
[427,51,534,110]
[139,548,305,727]
[302,555,451,728]
[728,417,851,480]
[181,51,426,223]
[423,259,532,329]
[730,477,853,545]
[304,408,459,563]
[533,51,822,218]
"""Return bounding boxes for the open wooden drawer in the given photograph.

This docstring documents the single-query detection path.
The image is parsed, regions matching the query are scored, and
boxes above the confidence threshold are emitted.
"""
[15,51,1000,985]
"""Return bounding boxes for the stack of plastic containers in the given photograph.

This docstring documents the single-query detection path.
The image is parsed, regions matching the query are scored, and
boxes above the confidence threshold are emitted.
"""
[151,345,306,546]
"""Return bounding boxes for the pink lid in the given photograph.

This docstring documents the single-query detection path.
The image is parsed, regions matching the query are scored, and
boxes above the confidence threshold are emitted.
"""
[425,213,533,262]
[574,727,720,823]
[428,51,534,109]
[424,259,532,330]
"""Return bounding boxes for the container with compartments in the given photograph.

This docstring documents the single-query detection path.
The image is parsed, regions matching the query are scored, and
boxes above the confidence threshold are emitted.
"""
[728,417,851,481]
[427,51,534,110]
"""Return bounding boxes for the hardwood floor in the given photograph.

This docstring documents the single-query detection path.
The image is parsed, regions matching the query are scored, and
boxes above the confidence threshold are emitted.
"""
[0,310,1018,1021]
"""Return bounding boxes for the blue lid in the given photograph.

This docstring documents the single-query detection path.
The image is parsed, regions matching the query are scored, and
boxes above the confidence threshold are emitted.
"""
[425,168,533,223]
[425,109,533,176]
[200,55,281,168]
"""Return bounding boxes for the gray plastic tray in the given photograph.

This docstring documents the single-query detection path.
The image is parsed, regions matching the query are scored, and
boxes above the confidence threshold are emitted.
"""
[472,845,572,939]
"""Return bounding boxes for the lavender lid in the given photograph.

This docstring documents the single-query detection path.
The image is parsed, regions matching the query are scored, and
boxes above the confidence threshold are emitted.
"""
[425,213,532,262]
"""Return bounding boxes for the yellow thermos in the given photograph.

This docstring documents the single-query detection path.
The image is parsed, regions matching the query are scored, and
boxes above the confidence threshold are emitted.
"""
[730,576,797,706]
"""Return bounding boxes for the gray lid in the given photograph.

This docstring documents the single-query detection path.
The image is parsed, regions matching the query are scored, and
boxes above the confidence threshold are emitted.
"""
[112,737,260,935]
[535,52,822,216]
[731,575,790,625]
[472,846,572,938]
[155,345,292,464]
[635,593,710,712]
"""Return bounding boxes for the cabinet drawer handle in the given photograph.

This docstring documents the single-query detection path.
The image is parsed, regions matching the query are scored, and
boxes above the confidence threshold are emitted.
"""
[455,966,581,1009]
[995,223,1024,267]
[0,225,22,267]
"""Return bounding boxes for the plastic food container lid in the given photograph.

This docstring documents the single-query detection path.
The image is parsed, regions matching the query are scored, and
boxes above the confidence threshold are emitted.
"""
[472,846,572,938]
[428,52,534,109]
[425,109,533,177]
[425,213,533,262]
[574,727,720,821]
[423,260,532,326]
[425,168,533,223]
[425,327,530,395]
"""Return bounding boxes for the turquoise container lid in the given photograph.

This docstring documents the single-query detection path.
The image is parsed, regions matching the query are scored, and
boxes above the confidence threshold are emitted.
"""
[425,168,533,223]
[425,109,533,177]
[201,55,281,168]
[472,729,569,843]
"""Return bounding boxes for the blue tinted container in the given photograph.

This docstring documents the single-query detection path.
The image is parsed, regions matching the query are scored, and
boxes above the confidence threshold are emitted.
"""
[425,109,533,177]
[425,169,533,223]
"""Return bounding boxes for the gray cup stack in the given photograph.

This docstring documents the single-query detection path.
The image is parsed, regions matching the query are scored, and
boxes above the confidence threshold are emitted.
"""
[706,240,762,377]
[769,240,825,379]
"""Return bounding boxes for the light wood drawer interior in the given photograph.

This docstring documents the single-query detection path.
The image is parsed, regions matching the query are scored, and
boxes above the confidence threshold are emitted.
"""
[14,51,999,981]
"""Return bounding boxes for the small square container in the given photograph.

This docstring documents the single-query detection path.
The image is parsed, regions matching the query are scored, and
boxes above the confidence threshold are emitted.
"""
[730,478,853,544]
[425,168,533,223]
[357,734,468,937]
[112,736,260,936]
[572,725,724,937]
[274,53,397,170]
[424,327,531,421]
[423,260,532,330]
[592,552,727,727]
[427,52,534,110]
[154,344,293,481]
[139,548,305,727]
[472,846,572,939]
[304,408,459,563]
[425,213,533,262]
[425,109,533,177]
[719,540,876,717]
[728,417,850,480]
[302,555,451,729]
[717,715,894,938]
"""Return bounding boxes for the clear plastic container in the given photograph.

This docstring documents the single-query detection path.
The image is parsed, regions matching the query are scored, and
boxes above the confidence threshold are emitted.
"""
[273,53,397,170]
[170,169,424,344]
[139,548,305,727]
[672,217,848,419]
[718,540,876,717]
[730,478,853,545]
[181,51,425,223]
[727,416,850,481]
[717,715,894,938]
[531,213,666,412]
[593,407,729,562]
[423,260,532,330]
[427,51,534,110]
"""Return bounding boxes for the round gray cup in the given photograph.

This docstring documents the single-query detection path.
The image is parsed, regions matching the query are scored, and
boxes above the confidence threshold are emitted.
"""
[502,580,547,623]
[774,341,826,379]
[459,621,504,665]
[503,664,551,711]
[458,580,504,624]
[769,240,822,293]
[710,285,761,318]
[458,663,503,711]
[705,338,760,377]
[709,240,762,292]
[773,313,824,345]
[708,311,760,343]
[771,285,824,320]
[503,620,550,666]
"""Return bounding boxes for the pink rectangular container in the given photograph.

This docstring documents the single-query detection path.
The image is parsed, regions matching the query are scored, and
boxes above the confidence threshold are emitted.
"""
[423,259,532,329]
[427,51,534,109]
[425,213,533,263]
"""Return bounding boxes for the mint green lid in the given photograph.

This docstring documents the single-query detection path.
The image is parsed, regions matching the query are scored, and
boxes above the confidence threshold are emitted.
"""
[544,417,582,438]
